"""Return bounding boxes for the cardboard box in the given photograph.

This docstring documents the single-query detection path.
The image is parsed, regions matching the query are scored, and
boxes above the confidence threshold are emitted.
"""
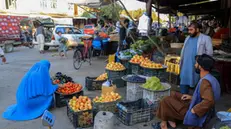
[102,84,117,95]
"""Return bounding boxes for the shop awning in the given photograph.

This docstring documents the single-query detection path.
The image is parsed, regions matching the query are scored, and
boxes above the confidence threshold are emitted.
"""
[138,0,211,8]
[138,0,221,15]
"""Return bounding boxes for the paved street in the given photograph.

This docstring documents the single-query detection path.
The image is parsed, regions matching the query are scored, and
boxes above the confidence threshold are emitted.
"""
[0,47,156,129]
[0,47,231,129]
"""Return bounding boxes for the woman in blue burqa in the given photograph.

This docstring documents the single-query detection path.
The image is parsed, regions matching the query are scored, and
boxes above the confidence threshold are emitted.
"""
[2,60,63,121]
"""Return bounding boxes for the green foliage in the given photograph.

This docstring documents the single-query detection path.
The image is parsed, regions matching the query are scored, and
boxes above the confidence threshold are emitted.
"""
[98,3,123,21]
[81,12,91,18]
[131,36,160,53]
[220,126,231,129]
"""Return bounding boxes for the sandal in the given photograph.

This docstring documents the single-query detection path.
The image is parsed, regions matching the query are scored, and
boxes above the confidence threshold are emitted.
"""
[167,122,175,129]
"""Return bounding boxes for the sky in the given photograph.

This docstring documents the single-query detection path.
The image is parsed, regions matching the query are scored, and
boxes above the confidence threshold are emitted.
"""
[120,0,146,10]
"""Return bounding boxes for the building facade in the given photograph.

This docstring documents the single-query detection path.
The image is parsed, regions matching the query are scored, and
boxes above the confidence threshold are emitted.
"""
[0,0,79,16]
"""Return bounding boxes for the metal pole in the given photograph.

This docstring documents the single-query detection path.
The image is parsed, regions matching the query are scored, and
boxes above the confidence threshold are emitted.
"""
[157,0,160,27]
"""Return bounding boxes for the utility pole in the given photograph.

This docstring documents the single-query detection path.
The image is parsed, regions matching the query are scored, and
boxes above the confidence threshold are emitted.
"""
[146,0,153,34]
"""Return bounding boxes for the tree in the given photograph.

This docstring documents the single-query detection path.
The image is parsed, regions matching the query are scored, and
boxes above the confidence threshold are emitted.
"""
[81,12,91,18]
[133,9,145,19]
[98,3,123,21]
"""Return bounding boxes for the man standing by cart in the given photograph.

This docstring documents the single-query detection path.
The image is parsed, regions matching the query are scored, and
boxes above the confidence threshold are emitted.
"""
[36,23,45,54]
[180,22,213,94]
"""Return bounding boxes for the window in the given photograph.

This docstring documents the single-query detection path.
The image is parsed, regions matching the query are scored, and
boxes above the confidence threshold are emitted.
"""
[5,0,16,9]
[40,0,48,9]
[55,27,75,34]
[50,0,57,9]
[73,28,82,34]
[68,3,74,11]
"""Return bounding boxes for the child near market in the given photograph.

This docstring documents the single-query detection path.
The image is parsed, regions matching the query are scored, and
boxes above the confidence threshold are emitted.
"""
[0,47,7,64]
[56,31,68,58]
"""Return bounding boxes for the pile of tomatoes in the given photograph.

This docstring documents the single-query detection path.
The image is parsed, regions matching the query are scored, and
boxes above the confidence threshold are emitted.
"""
[57,82,82,95]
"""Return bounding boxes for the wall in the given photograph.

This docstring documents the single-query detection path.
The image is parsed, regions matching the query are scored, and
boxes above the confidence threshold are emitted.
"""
[1,0,75,16]
[0,0,6,10]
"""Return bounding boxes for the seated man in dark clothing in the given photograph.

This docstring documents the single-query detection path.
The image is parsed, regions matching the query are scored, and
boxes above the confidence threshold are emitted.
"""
[155,54,221,129]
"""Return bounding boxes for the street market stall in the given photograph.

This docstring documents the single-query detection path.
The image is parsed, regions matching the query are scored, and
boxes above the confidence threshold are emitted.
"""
[136,0,231,95]
[43,1,231,128]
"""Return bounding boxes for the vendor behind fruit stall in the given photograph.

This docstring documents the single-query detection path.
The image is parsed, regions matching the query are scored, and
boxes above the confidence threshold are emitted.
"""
[118,18,130,51]
[107,20,115,35]
[2,60,64,121]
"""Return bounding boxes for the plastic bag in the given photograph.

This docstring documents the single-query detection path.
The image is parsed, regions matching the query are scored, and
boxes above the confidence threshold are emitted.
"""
[212,119,231,129]
[217,112,231,122]
[102,80,112,87]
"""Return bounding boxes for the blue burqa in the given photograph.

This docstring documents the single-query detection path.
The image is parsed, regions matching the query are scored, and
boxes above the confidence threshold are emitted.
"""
[2,60,58,121]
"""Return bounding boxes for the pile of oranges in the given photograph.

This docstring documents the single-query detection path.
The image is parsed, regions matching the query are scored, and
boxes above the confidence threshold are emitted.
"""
[93,92,121,103]
[57,82,82,95]
[105,62,125,71]
[130,55,146,64]
[68,96,92,112]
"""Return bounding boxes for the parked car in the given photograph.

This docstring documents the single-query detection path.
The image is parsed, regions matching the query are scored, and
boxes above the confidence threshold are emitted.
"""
[33,24,91,50]
[83,24,95,35]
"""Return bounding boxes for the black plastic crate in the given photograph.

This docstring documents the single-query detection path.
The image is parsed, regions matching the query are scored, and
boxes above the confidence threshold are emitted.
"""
[55,91,84,108]
[142,67,167,77]
[112,78,127,88]
[85,77,105,91]
[129,62,143,75]
[117,99,156,126]
[106,69,126,80]
[119,59,132,74]
[67,102,93,128]
[167,72,180,85]
[93,100,121,113]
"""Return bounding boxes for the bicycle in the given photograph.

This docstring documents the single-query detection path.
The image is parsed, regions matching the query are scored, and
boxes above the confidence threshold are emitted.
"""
[73,37,93,70]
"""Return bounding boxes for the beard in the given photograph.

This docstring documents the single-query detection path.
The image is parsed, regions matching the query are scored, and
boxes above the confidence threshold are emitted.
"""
[190,32,198,37]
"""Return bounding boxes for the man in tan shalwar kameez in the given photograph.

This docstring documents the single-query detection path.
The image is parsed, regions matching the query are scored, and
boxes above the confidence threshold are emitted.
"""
[155,54,221,129]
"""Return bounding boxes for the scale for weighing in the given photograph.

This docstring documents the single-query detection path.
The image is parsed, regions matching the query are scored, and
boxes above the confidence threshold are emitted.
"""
[41,110,56,129]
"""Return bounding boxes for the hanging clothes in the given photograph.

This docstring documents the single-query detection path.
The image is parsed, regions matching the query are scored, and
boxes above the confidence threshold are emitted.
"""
[138,13,150,34]
[2,60,58,121]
